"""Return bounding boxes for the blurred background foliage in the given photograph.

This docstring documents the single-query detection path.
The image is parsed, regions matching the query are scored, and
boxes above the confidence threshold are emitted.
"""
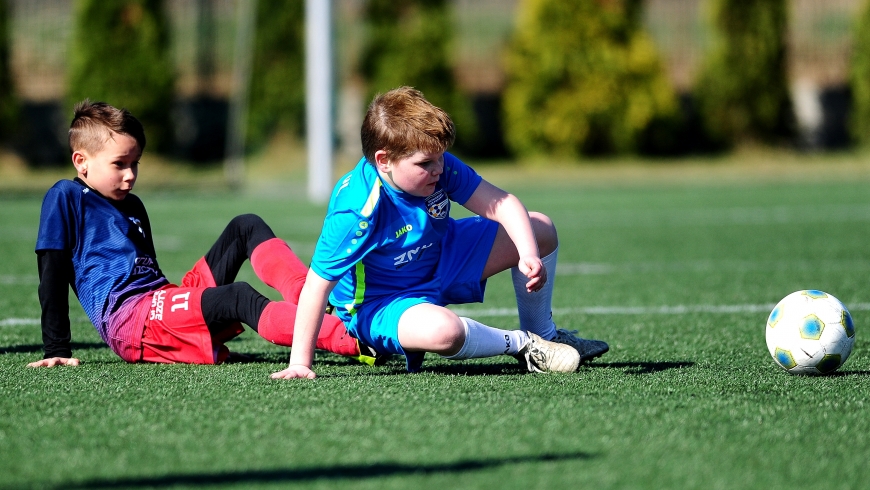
[246,0,304,152]
[850,0,870,146]
[67,0,175,153]
[0,0,18,143]
[1,0,868,167]
[503,0,679,157]
[693,0,794,149]
[359,0,479,155]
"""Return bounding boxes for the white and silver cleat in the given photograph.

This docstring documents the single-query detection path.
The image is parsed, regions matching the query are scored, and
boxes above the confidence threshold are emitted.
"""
[516,332,580,373]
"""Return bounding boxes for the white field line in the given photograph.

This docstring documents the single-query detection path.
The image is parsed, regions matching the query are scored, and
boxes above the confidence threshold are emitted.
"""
[556,261,870,276]
[0,275,39,285]
[0,317,89,327]
[451,302,870,317]
[5,304,869,326]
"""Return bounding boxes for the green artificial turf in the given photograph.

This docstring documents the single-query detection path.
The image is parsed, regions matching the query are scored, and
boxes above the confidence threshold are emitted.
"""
[1,165,869,489]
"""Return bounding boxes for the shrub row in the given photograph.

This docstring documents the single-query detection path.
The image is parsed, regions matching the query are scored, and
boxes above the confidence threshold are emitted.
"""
[67,0,175,153]
[502,0,679,157]
[4,0,868,158]
[0,0,17,142]
[850,0,870,146]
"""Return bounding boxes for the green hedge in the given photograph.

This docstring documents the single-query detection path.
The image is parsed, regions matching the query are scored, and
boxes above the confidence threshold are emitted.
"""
[850,0,870,146]
[502,0,678,157]
[359,0,478,152]
[0,0,16,142]
[67,0,175,152]
[693,0,794,148]
[245,1,305,151]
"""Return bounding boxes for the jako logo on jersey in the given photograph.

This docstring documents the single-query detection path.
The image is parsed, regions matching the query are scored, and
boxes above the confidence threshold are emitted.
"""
[393,242,434,269]
[395,224,413,238]
[425,189,449,219]
[503,334,511,354]
[150,290,166,321]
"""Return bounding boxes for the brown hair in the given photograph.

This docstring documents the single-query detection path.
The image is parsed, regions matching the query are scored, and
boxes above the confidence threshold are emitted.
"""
[361,86,455,163]
[68,99,146,155]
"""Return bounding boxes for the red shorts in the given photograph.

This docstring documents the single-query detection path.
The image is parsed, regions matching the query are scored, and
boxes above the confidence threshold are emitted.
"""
[139,257,244,364]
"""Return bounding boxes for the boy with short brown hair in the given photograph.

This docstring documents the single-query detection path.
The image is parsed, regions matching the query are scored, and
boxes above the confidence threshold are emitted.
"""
[273,87,608,379]
[32,100,372,367]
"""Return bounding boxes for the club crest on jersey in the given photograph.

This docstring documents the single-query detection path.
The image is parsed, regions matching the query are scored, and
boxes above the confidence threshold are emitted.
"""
[425,189,448,219]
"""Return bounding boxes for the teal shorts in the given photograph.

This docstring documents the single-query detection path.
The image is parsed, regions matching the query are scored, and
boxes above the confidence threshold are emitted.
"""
[346,216,500,372]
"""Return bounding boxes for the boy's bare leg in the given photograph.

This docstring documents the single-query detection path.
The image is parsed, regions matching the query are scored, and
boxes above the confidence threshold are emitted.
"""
[396,303,579,372]
[483,212,609,362]
[481,212,558,280]
[482,212,558,339]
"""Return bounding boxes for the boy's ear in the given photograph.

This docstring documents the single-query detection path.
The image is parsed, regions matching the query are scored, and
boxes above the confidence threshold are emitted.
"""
[373,150,391,171]
[72,151,88,174]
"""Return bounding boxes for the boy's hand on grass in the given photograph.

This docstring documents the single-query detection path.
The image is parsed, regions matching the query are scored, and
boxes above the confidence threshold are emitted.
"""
[518,255,547,293]
[27,357,80,368]
[271,364,316,380]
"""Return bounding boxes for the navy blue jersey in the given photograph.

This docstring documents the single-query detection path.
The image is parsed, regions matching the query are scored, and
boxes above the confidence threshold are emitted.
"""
[311,153,481,320]
[35,179,169,351]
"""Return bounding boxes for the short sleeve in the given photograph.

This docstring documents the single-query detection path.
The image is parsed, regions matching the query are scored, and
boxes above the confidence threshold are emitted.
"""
[441,153,482,205]
[310,209,377,281]
[35,184,75,252]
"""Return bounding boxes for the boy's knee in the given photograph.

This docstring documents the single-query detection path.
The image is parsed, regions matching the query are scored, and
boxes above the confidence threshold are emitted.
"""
[402,307,466,353]
[230,213,266,232]
[437,314,466,352]
[530,212,558,255]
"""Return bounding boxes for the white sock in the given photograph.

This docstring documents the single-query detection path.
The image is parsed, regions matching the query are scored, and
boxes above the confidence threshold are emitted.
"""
[511,246,558,340]
[442,317,529,360]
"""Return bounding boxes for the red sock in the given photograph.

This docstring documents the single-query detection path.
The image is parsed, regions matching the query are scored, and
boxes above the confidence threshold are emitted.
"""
[250,238,307,303]
[256,301,361,357]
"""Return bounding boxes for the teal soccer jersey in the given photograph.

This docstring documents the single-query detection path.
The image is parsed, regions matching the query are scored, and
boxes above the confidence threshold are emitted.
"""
[311,153,482,321]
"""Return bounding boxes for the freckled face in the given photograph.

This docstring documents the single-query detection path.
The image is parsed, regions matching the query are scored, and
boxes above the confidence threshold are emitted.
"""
[375,151,444,197]
[72,132,141,201]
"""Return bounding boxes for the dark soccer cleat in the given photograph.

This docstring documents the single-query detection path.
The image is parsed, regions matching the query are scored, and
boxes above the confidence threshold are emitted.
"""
[551,328,609,363]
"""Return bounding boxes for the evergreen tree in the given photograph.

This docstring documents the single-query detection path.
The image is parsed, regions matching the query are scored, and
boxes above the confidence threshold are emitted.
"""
[245,1,305,151]
[503,0,678,157]
[68,0,175,152]
[850,0,870,146]
[693,0,794,148]
[360,0,478,153]
[0,0,17,142]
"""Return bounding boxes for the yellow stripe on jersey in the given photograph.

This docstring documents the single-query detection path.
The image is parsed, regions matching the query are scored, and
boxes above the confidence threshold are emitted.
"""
[347,261,366,316]
[360,179,382,218]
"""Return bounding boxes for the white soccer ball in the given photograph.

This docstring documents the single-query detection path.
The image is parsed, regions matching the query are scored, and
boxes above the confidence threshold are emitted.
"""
[765,290,855,375]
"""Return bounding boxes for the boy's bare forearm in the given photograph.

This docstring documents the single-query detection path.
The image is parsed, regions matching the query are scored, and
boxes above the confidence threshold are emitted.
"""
[465,180,539,258]
[493,194,539,259]
[287,270,335,368]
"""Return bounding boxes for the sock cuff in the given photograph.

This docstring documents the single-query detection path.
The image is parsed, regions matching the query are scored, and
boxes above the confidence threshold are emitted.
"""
[541,244,559,262]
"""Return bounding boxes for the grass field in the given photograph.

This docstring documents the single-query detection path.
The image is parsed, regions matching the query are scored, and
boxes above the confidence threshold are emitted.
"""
[2,155,870,489]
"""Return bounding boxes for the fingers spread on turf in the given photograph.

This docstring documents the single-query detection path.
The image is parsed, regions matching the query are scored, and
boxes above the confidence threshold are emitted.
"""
[27,357,80,368]
[271,365,316,380]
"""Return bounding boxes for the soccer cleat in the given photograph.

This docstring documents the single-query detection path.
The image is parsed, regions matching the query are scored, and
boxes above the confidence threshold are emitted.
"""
[551,329,609,363]
[515,332,580,373]
[351,339,392,366]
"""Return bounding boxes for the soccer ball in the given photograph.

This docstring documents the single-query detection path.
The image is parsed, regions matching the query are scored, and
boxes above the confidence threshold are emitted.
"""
[765,290,855,375]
